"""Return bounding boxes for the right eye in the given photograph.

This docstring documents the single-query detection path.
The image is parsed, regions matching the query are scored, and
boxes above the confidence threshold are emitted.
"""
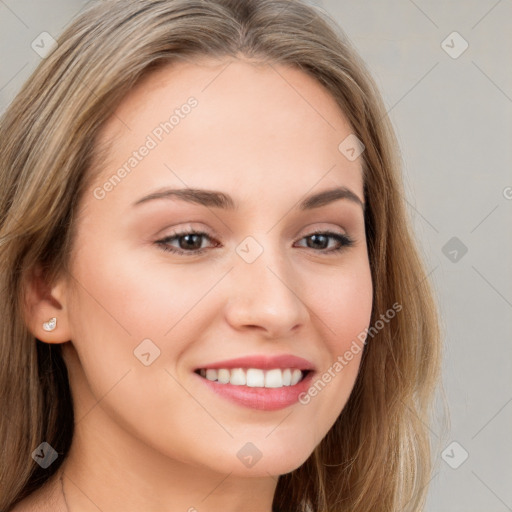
[155,230,220,256]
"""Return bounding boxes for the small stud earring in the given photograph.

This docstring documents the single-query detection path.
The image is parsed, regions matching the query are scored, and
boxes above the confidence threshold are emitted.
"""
[42,317,57,332]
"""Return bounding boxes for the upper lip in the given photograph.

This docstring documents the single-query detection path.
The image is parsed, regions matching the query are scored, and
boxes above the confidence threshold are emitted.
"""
[194,354,316,371]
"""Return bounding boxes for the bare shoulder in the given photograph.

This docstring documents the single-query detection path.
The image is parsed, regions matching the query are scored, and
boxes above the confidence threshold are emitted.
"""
[9,473,65,512]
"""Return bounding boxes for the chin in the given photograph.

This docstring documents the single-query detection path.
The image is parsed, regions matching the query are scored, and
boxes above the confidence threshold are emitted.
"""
[210,443,314,478]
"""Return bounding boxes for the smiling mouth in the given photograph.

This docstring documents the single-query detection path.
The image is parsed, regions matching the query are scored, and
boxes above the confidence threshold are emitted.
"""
[194,367,310,388]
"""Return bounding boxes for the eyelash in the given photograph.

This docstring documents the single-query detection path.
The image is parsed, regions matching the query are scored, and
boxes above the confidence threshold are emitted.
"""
[155,229,354,256]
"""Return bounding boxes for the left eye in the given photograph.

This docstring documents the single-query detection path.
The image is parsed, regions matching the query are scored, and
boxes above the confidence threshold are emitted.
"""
[294,231,354,252]
[155,230,354,256]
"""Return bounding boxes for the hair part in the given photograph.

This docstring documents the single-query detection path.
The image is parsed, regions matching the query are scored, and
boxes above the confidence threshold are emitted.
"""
[0,1,447,510]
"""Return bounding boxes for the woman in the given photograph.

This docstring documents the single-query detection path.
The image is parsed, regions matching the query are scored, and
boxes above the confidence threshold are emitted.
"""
[0,0,445,510]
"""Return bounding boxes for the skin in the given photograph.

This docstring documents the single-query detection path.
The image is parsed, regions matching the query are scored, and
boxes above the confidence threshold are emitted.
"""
[22,57,373,512]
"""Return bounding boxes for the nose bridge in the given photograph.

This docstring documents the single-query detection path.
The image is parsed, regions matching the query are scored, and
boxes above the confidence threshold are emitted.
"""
[225,234,309,335]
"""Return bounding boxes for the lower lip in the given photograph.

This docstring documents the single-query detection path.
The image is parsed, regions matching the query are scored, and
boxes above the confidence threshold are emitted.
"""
[194,371,315,411]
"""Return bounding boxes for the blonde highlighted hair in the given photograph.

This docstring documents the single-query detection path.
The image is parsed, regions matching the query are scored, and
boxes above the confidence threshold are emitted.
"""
[0,1,446,510]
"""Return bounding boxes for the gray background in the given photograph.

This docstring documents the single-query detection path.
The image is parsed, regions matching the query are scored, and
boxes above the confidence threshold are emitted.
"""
[1,1,511,511]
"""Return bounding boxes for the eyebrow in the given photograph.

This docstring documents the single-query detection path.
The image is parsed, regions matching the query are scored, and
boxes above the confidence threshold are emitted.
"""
[133,186,365,211]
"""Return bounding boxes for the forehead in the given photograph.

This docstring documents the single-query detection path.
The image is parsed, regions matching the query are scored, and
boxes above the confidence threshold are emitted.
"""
[91,57,364,208]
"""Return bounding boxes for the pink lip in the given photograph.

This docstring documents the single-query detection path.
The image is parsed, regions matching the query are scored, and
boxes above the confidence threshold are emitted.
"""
[193,370,315,411]
[194,354,316,371]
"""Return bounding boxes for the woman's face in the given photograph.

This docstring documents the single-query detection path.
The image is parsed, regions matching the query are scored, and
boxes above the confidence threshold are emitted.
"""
[61,57,373,477]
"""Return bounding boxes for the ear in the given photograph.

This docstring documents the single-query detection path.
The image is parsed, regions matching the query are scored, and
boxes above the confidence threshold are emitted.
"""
[23,264,72,344]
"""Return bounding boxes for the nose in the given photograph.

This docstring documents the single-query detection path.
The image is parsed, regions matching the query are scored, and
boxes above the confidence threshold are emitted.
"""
[224,242,310,339]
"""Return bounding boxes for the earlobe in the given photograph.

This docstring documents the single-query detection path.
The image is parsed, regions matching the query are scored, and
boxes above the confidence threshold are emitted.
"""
[23,264,72,344]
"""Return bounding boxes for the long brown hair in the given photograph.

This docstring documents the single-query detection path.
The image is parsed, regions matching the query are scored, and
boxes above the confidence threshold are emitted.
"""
[0,1,447,510]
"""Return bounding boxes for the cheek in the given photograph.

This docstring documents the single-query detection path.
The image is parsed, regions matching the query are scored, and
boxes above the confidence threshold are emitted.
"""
[69,241,215,342]
[307,258,373,352]
[295,259,373,435]
[65,241,227,415]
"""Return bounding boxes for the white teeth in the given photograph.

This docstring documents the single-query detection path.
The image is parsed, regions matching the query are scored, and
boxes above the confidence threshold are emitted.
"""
[205,369,217,381]
[230,368,246,386]
[290,369,302,386]
[265,368,283,388]
[198,367,306,388]
[246,368,265,387]
[217,369,230,384]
